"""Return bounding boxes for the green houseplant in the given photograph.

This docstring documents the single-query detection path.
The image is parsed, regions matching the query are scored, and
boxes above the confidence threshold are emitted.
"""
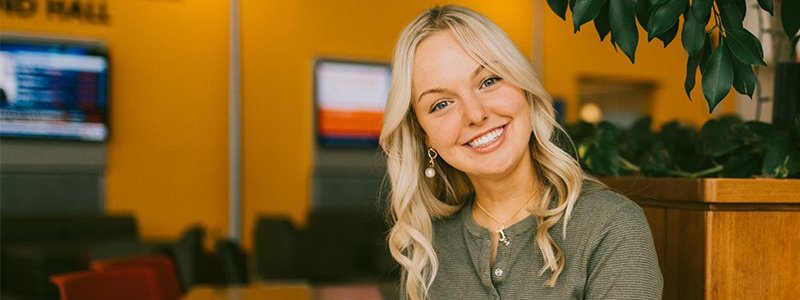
[565,115,800,178]
[548,4,800,297]
[546,0,800,112]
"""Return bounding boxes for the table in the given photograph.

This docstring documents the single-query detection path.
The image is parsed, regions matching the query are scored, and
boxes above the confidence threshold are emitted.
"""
[181,283,311,300]
[182,283,386,300]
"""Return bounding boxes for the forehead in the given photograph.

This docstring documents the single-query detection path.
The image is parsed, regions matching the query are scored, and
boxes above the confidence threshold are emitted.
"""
[411,31,481,93]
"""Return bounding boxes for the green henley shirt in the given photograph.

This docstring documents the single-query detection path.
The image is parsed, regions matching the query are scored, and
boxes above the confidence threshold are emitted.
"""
[425,181,663,299]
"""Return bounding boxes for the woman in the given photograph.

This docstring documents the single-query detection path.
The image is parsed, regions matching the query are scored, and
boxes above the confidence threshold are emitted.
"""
[379,5,663,300]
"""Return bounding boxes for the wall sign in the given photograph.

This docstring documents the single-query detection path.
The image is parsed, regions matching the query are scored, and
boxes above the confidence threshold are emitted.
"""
[0,0,110,25]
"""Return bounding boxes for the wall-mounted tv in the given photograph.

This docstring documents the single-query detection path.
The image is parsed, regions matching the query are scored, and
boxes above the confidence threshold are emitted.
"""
[0,34,109,142]
[315,59,390,148]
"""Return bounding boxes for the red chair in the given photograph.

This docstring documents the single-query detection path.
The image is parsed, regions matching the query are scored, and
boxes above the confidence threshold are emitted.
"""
[50,268,162,300]
[90,255,182,300]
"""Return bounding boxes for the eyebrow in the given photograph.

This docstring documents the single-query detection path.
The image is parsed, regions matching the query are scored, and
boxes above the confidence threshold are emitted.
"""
[416,65,486,103]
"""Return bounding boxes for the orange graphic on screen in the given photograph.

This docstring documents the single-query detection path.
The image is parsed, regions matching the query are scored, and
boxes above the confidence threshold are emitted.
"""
[318,109,383,137]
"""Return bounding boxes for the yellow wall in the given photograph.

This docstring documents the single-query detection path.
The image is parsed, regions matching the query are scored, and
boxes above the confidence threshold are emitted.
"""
[2,1,231,242]
[2,1,735,250]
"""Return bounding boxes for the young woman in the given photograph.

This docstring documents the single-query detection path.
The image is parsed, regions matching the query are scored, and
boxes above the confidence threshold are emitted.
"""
[379,5,663,300]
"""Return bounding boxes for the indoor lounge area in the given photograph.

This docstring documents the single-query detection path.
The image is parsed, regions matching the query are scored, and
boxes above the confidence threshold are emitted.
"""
[1,0,798,299]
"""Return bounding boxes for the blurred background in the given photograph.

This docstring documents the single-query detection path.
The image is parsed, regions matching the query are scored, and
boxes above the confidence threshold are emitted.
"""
[1,0,793,299]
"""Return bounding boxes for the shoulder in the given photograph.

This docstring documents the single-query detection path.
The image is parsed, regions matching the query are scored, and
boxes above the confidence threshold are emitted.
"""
[573,181,663,298]
[432,204,464,237]
[573,180,647,226]
[563,180,651,244]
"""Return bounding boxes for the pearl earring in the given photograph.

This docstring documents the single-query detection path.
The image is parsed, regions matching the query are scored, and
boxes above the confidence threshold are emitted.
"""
[425,148,438,178]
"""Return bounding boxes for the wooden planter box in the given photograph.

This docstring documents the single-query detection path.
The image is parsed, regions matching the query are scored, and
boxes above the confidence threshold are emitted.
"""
[601,177,800,300]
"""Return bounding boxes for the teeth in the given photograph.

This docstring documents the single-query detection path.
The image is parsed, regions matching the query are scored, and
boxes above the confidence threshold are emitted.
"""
[468,127,504,148]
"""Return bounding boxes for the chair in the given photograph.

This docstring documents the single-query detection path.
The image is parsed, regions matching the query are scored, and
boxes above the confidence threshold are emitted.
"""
[215,239,249,284]
[50,268,162,300]
[171,225,207,290]
[90,255,182,300]
[254,216,298,279]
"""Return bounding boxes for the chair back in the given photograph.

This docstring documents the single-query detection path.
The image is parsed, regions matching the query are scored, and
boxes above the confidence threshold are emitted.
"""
[172,226,207,290]
[91,255,182,300]
[50,268,162,300]
[216,239,249,284]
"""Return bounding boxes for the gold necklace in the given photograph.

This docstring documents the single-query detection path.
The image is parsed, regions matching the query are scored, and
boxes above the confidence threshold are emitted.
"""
[474,197,532,246]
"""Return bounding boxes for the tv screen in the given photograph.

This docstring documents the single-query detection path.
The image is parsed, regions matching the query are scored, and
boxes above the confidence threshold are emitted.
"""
[315,60,390,147]
[0,34,109,142]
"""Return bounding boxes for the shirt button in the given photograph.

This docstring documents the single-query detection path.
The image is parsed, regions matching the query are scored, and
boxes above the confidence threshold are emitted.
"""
[494,268,504,277]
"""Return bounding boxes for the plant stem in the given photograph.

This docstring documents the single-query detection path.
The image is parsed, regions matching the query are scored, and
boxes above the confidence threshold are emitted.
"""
[754,5,765,121]
[619,157,641,173]
[689,165,724,177]
[666,170,694,177]
[712,2,724,38]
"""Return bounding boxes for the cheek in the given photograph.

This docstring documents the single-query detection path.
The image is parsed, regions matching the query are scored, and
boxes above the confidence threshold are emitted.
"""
[422,118,460,148]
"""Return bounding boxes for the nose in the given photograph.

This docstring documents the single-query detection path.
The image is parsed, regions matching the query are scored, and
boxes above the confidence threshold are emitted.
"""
[462,93,487,127]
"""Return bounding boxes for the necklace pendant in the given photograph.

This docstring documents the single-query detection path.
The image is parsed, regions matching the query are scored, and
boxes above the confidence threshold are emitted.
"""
[498,228,510,246]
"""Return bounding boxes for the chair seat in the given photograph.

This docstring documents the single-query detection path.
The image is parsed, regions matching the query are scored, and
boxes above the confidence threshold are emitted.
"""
[91,255,182,300]
[51,268,163,300]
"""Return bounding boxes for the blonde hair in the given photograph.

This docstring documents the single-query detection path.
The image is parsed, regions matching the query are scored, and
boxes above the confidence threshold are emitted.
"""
[380,5,586,300]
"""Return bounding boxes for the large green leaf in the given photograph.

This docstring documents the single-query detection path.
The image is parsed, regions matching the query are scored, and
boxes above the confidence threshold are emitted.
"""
[685,55,700,99]
[698,117,742,157]
[691,0,712,21]
[647,0,687,40]
[788,150,800,177]
[548,0,569,20]
[594,1,611,41]
[758,0,774,16]
[699,33,712,73]
[735,0,747,20]
[730,56,756,98]
[782,0,800,40]
[701,39,734,112]
[762,129,792,177]
[660,121,712,173]
[726,27,766,65]
[635,0,650,29]
[656,22,679,47]
[718,0,744,30]
[682,9,705,55]
[609,0,638,62]
[573,0,608,32]
[580,122,622,176]
[721,148,762,178]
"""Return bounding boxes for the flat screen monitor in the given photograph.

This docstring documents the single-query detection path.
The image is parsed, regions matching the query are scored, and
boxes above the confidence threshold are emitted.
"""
[0,34,109,142]
[315,59,390,148]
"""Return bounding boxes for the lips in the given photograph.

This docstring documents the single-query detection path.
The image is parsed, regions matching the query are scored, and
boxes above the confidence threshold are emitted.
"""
[465,125,505,148]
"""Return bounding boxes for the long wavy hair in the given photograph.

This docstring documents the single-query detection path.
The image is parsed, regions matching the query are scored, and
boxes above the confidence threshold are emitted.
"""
[380,5,586,300]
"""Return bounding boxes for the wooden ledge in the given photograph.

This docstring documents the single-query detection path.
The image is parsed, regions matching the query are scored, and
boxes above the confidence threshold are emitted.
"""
[600,177,800,204]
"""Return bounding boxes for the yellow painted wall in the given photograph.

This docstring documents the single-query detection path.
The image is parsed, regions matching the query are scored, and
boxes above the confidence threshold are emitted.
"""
[2,1,230,242]
[541,6,736,127]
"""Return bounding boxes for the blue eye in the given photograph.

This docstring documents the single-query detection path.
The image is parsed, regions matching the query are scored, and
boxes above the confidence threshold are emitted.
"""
[430,100,451,112]
[480,76,502,89]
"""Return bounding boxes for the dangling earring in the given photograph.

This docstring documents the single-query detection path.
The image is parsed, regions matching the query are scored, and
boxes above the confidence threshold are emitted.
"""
[424,148,438,178]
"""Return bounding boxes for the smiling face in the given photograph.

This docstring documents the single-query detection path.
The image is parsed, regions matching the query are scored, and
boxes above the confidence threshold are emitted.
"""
[411,30,533,180]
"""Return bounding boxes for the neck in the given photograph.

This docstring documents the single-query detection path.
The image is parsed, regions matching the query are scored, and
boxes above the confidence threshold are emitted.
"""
[469,151,539,224]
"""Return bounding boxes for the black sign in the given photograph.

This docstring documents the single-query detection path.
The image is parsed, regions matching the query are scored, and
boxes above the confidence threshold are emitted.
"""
[1,0,111,25]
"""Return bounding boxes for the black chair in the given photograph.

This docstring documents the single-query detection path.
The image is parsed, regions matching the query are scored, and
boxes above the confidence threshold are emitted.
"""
[254,216,298,279]
[215,239,249,284]
[171,225,206,290]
